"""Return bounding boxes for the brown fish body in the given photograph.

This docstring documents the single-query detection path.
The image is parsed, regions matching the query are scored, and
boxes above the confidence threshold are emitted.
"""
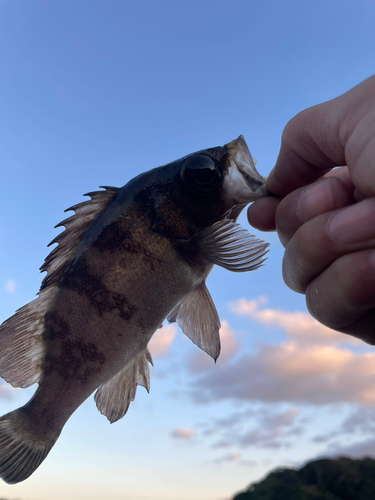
[29,208,207,430]
[0,136,268,483]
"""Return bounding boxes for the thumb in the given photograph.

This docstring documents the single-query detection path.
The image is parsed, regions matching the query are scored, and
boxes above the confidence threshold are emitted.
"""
[266,76,375,197]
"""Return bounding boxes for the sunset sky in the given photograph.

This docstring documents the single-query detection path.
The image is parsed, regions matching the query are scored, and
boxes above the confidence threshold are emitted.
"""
[1,1,375,499]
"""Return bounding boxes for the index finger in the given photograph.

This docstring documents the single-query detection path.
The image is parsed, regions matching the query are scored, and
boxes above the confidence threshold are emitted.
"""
[266,76,375,197]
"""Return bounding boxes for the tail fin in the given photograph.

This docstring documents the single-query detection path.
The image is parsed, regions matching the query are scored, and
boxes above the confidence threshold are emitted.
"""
[0,409,60,484]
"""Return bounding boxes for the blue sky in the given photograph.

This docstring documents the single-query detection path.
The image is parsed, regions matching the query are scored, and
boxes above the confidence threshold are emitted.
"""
[1,1,375,499]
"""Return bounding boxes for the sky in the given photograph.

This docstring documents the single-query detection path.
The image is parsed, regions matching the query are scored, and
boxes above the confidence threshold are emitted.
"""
[1,0,375,499]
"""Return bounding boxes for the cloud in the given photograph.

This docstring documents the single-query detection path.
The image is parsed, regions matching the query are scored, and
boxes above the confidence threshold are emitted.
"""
[181,298,375,460]
[340,407,375,433]
[314,407,375,443]
[323,437,375,459]
[187,320,240,374]
[187,298,375,406]
[211,408,255,429]
[207,407,298,435]
[171,427,196,439]
[230,297,361,346]
[148,324,177,358]
[211,408,301,450]
[262,407,299,428]
[213,453,242,464]
[238,428,292,449]
[191,342,375,405]
[5,280,16,294]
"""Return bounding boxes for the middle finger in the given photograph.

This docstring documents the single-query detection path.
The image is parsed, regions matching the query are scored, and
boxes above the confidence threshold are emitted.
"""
[283,198,375,293]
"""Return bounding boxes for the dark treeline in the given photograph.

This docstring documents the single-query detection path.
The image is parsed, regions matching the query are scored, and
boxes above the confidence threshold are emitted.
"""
[233,457,375,500]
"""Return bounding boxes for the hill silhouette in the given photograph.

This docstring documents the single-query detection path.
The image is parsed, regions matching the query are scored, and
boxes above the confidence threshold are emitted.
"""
[232,457,375,500]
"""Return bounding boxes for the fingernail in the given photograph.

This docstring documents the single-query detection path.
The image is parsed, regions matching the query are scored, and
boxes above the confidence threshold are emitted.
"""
[297,180,334,221]
[329,199,375,244]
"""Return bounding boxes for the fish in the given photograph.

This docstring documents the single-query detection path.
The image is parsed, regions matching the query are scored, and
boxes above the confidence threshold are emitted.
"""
[0,135,268,484]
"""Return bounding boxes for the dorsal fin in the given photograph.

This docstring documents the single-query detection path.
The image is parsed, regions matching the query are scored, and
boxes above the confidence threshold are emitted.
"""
[94,349,153,423]
[0,186,119,388]
[40,186,119,290]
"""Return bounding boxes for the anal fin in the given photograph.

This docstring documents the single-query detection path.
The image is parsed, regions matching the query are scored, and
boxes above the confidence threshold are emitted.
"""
[167,281,221,361]
[94,349,153,423]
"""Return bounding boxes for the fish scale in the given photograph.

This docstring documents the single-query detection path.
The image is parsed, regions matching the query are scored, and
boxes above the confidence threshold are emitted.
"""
[0,135,269,483]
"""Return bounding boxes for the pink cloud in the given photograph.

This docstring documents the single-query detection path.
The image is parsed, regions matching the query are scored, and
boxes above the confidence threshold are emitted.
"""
[191,342,375,405]
[148,324,177,358]
[187,320,240,373]
[187,299,375,406]
[230,297,362,346]
[171,427,196,439]
[182,297,374,406]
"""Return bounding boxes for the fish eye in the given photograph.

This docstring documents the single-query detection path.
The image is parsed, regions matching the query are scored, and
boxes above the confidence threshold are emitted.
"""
[180,155,222,195]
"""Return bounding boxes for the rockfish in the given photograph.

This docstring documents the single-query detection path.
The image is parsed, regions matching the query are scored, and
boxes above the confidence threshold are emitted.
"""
[0,136,268,483]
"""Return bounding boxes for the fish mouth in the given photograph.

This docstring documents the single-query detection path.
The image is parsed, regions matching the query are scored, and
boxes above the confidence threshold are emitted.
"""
[223,135,268,203]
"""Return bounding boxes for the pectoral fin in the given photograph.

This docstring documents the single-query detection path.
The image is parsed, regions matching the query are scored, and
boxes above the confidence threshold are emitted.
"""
[94,349,153,423]
[194,219,269,272]
[167,282,221,361]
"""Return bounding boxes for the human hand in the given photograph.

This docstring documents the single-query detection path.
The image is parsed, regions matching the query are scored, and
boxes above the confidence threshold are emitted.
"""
[248,76,375,344]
